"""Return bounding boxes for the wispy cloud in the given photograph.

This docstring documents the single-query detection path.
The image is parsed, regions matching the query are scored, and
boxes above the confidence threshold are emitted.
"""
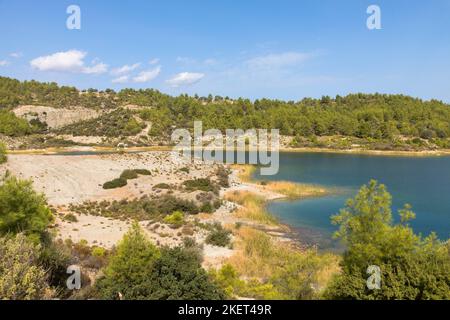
[149,58,160,65]
[30,50,108,74]
[176,56,196,64]
[0,60,9,67]
[9,52,23,58]
[246,51,313,69]
[83,62,108,74]
[111,63,141,75]
[203,58,218,66]
[112,75,130,84]
[133,66,161,83]
[166,72,205,87]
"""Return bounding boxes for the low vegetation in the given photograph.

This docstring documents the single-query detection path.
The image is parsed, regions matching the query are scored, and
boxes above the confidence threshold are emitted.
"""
[183,178,220,194]
[153,183,171,190]
[102,178,127,190]
[324,180,450,299]
[205,223,232,247]
[69,194,201,221]
[231,165,255,183]
[95,223,225,300]
[0,142,7,164]
[0,110,34,136]
[56,108,146,137]
[0,175,53,243]
[219,226,340,299]
[2,76,450,150]
[0,233,51,300]
[260,181,328,199]
[133,169,151,176]
[103,169,151,189]
[225,191,278,225]
[119,169,139,180]
[163,211,184,228]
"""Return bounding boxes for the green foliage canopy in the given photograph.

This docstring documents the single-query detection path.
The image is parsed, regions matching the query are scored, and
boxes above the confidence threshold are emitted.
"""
[0,176,53,243]
[325,180,450,300]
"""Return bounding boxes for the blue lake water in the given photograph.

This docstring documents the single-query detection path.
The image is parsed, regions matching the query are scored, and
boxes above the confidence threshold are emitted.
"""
[253,152,450,250]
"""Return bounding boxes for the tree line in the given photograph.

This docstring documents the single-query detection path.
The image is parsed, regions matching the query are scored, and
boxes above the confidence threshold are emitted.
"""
[1,76,450,142]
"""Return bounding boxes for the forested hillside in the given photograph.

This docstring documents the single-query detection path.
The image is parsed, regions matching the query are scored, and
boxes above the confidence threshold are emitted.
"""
[1,76,450,149]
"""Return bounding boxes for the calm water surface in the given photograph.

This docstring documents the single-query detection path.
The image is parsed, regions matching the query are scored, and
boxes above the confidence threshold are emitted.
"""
[253,152,450,250]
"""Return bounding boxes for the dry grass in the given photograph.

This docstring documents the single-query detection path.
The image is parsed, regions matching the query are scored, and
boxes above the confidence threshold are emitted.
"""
[226,226,341,296]
[260,181,328,199]
[231,165,329,200]
[225,190,278,225]
[230,164,255,182]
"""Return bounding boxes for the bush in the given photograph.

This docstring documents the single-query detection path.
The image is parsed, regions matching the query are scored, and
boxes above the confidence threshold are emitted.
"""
[0,142,6,164]
[70,195,200,221]
[96,224,224,300]
[0,110,32,136]
[39,238,72,292]
[0,176,53,243]
[120,169,138,180]
[200,202,214,213]
[216,166,230,188]
[133,169,151,176]
[153,183,171,190]
[103,178,127,189]
[206,223,232,247]
[92,246,107,258]
[0,234,51,299]
[56,108,145,137]
[129,246,225,299]
[163,211,184,228]
[95,223,161,300]
[63,213,78,222]
[183,178,218,194]
[324,180,450,300]
[179,167,190,174]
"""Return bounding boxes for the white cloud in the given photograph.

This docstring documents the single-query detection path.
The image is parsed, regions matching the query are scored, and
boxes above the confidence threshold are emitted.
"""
[132,66,161,83]
[176,56,196,64]
[111,63,141,75]
[112,75,130,84]
[204,58,217,66]
[30,50,108,74]
[0,60,9,66]
[84,63,108,74]
[166,72,205,87]
[10,52,23,58]
[31,50,86,72]
[246,52,312,69]
[149,58,160,65]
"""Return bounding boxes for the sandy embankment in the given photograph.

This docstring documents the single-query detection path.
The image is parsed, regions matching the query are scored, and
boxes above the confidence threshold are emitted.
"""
[1,151,239,266]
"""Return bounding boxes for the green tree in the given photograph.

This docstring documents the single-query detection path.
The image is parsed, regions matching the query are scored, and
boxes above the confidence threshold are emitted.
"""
[133,246,225,300]
[324,180,450,300]
[0,142,6,164]
[95,222,160,299]
[0,110,32,136]
[96,223,225,300]
[0,233,51,300]
[0,176,53,243]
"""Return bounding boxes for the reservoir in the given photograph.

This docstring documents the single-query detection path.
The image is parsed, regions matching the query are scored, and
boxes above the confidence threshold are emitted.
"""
[253,152,450,250]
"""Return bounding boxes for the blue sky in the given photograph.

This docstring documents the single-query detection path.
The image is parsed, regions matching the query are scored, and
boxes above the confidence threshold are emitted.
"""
[1,0,449,101]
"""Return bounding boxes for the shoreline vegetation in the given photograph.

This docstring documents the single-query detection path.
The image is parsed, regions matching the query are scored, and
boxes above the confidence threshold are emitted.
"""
[2,76,450,156]
[7,144,450,157]
[1,144,449,299]
[1,76,449,300]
